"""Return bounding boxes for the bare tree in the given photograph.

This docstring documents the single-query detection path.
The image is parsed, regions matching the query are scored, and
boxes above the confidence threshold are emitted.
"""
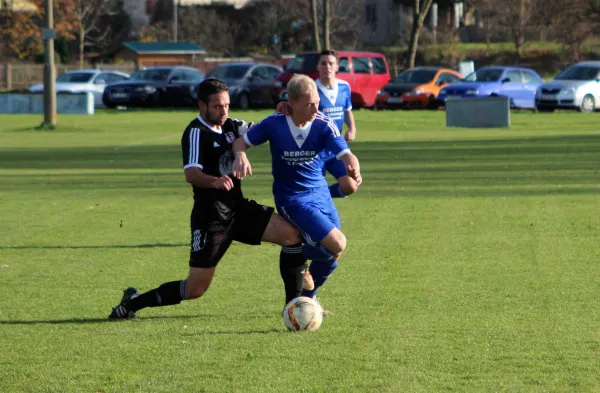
[322,0,330,50]
[498,0,536,61]
[323,0,368,50]
[73,0,120,68]
[310,0,321,50]
[540,0,596,61]
[406,0,435,69]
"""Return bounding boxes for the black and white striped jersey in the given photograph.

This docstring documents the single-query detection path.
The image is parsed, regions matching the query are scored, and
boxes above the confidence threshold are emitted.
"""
[181,115,253,223]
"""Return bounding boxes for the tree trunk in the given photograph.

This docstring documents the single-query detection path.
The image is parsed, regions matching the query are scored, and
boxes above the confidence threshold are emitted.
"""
[79,27,84,69]
[322,0,330,50]
[405,0,434,69]
[310,0,321,51]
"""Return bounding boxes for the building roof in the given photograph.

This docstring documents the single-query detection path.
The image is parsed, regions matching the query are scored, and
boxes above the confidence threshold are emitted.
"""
[122,42,207,55]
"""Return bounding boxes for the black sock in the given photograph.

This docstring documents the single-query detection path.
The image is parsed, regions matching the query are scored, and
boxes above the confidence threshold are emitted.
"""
[128,280,186,312]
[280,243,306,304]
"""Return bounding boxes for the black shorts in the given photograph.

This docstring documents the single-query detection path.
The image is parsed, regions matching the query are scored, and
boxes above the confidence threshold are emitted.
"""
[189,198,274,268]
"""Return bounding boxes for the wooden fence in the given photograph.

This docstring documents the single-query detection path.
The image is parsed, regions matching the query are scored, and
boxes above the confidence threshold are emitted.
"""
[0,56,293,91]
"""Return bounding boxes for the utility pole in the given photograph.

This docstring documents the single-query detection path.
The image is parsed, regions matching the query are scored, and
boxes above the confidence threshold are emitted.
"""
[42,0,56,127]
[172,0,177,42]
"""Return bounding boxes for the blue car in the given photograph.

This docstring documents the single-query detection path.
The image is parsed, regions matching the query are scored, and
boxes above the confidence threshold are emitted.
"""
[438,66,544,109]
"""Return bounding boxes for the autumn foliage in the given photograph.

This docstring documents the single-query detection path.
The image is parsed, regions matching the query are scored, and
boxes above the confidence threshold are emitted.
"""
[0,0,77,61]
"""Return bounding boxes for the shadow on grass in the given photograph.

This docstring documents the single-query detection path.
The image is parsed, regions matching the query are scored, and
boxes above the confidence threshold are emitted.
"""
[182,328,282,336]
[0,315,206,325]
[0,243,187,250]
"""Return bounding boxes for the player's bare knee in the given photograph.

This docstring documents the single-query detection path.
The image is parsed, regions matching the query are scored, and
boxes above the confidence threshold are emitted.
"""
[340,180,358,196]
[283,227,301,245]
[331,234,347,254]
[185,283,208,300]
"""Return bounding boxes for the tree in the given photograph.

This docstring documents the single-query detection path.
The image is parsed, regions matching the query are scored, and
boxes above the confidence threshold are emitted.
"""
[310,0,320,50]
[322,0,330,50]
[72,0,120,68]
[406,0,435,69]
[498,0,536,61]
[540,0,596,61]
[0,0,77,61]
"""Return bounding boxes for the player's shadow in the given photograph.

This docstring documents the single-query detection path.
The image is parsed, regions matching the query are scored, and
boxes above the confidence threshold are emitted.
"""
[0,243,187,250]
[0,315,206,325]
[183,329,282,336]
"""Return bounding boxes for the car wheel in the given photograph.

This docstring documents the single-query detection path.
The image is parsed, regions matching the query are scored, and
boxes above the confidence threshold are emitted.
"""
[579,94,595,113]
[427,95,438,110]
[102,96,116,109]
[239,93,250,110]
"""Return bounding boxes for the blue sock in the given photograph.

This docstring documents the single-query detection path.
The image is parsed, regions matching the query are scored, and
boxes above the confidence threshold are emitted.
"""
[329,183,347,199]
[301,260,338,298]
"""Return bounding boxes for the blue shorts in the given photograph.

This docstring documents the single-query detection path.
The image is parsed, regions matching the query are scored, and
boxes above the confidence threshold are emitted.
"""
[325,158,346,179]
[276,189,341,246]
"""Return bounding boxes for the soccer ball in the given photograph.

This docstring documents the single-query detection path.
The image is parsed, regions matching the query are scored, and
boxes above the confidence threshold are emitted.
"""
[282,296,323,331]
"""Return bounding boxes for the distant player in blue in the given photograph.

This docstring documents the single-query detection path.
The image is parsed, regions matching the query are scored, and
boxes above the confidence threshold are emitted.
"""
[233,75,362,311]
[315,49,359,199]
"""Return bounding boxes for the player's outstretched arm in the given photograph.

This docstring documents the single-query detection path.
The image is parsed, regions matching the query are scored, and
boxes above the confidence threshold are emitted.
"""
[340,152,362,186]
[232,137,253,180]
[184,167,234,190]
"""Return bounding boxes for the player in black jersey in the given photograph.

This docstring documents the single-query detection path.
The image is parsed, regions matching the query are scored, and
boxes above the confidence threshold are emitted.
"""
[109,79,306,319]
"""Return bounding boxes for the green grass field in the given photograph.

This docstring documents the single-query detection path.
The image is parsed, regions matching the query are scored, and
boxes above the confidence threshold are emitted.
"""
[1,109,599,392]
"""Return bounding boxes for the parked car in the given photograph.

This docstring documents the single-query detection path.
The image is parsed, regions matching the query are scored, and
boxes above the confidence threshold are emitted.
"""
[207,62,282,109]
[102,66,204,108]
[437,66,544,109]
[374,67,462,109]
[275,51,390,107]
[28,69,129,108]
[536,61,600,113]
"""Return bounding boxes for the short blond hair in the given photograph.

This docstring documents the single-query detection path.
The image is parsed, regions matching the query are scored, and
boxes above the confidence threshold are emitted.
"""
[287,74,318,102]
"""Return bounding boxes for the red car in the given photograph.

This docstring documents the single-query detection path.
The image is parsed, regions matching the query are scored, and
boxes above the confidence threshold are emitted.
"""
[275,51,391,108]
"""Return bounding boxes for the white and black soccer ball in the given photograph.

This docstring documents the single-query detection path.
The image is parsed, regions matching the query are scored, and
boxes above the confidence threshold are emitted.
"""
[282,296,323,331]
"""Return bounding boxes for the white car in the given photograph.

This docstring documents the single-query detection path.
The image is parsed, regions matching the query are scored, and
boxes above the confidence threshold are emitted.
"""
[28,69,130,108]
[536,61,600,113]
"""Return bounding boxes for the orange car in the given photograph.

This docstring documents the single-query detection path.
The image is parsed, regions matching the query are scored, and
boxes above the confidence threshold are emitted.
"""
[374,67,463,109]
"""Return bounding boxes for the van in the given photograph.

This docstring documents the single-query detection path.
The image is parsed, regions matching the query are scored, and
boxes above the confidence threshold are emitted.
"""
[275,51,391,108]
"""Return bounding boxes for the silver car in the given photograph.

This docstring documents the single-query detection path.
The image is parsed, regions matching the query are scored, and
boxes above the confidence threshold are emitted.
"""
[536,61,600,113]
[29,69,129,108]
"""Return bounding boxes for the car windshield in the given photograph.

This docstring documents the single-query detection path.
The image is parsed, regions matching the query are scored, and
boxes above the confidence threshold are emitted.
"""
[464,69,503,82]
[286,54,319,73]
[56,72,94,83]
[394,69,437,84]
[555,66,600,81]
[207,65,252,79]
[129,69,171,81]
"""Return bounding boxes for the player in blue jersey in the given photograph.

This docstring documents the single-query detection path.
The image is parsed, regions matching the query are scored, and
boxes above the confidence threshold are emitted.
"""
[276,50,360,303]
[233,75,362,313]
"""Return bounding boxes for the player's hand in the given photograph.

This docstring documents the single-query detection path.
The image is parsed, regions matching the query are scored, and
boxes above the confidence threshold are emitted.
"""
[213,176,234,191]
[344,128,356,142]
[346,164,362,186]
[276,101,292,115]
[233,152,252,179]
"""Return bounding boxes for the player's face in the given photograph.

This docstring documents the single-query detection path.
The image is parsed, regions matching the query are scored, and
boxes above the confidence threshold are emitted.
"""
[200,91,230,126]
[318,55,338,79]
[290,89,319,124]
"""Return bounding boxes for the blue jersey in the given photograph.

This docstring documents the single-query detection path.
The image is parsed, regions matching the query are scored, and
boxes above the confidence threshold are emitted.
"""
[243,112,350,202]
[316,78,352,132]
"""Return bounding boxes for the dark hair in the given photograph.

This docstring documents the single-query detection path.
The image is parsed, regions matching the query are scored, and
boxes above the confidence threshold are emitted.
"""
[196,78,228,104]
[320,50,338,60]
